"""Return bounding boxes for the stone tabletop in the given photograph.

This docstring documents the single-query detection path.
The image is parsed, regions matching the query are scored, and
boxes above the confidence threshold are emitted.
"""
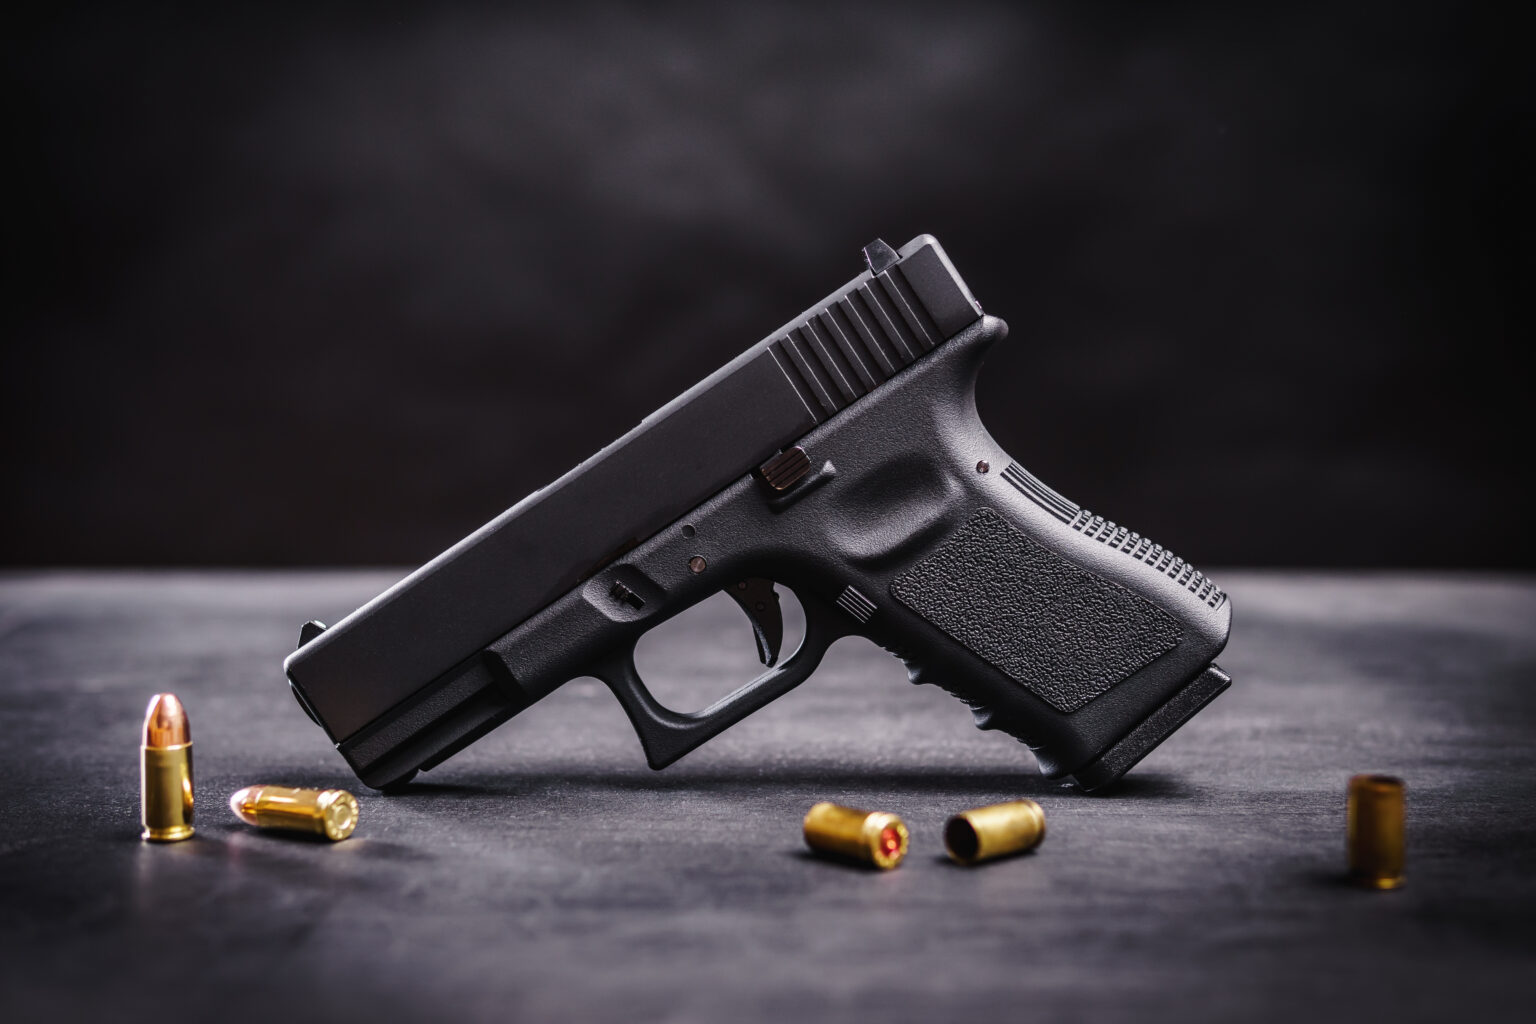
[1,571,1532,1022]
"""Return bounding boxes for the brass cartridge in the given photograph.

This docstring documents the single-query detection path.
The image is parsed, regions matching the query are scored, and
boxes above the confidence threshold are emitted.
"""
[141,693,194,842]
[1347,774,1405,889]
[229,785,359,841]
[802,802,908,869]
[944,799,1046,865]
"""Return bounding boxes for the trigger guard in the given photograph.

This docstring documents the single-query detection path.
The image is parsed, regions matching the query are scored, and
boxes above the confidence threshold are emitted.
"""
[595,589,853,769]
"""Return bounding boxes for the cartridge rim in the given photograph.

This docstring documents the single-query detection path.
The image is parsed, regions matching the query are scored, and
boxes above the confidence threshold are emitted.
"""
[861,812,909,870]
[1353,874,1405,891]
[802,802,909,870]
[317,789,360,841]
[142,824,195,842]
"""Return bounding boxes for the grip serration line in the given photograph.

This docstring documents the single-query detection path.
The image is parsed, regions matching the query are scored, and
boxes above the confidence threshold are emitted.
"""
[1068,510,1226,609]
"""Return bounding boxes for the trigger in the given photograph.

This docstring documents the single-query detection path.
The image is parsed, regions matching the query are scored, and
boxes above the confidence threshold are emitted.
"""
[728,577,784,667]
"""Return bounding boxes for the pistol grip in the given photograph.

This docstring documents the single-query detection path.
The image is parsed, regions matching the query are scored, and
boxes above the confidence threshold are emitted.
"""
[869,478,1231,787]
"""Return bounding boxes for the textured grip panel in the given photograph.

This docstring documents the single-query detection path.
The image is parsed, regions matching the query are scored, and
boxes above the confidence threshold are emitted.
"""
[889,509,1182,713]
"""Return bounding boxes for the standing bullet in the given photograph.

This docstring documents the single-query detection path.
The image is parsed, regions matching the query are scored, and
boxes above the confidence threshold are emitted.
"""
[141,693,194,842]
[802,802,908,869]
[1347,774,1405,889]
[229,785,359,841]
[944,800,1046,865]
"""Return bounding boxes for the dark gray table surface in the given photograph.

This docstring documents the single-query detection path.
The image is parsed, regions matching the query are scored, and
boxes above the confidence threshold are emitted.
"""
[1,571,1533,1022]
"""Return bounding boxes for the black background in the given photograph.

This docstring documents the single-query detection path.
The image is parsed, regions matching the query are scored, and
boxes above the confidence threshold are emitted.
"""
[4,1,1526,568]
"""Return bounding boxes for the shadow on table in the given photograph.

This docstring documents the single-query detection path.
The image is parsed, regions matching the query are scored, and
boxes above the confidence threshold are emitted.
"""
[376,766,1197,802]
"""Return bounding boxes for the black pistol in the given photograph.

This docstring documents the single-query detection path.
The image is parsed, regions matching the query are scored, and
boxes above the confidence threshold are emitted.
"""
[285,235,1232,791]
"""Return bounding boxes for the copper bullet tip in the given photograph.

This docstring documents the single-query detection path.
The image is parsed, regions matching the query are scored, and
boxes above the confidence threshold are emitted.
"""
[228,786,258,824]
[142,693,190,748]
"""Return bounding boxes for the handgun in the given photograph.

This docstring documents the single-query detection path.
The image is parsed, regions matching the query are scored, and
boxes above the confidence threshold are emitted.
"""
[285,235,1232,791]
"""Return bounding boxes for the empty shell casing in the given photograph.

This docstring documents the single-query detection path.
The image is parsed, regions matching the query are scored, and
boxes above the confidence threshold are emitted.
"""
[141,693,194,842]
[944,799,1046,865]
[229,785,359,841]
[802,802,908,869]
[1347,774,1404,890]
